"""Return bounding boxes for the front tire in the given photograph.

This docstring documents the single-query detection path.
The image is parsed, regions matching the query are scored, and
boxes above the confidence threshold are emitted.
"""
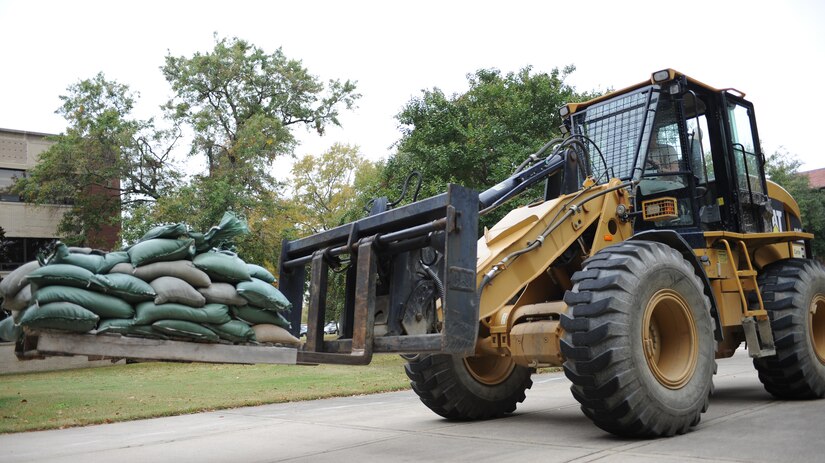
[561,241,716,437]
[753,258,825,398]
[404,353,532,420]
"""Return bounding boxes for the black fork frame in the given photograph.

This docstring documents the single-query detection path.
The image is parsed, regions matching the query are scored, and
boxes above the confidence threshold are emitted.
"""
[279,185,479,364]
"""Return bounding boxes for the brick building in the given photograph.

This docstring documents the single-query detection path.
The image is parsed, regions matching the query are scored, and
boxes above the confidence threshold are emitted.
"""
[801,167,825,190]
[0,128,119,277]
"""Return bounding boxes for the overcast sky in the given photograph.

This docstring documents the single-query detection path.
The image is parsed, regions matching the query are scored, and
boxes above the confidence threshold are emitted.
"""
[1,0,823,176]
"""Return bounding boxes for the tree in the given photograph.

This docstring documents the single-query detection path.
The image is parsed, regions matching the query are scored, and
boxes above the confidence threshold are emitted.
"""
[286,143,381,234]
[162,35,360,193]
[17,36,362,259]
[11,73,180,247]
[281,143,382,321]
[140,36,363,264]
[386,65,599,207]
[765,149,825,258]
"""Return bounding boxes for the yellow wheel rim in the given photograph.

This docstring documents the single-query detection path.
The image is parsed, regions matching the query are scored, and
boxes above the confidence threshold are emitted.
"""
[810,295,825,364]
[642,289,699,389]
[464,355,517,386]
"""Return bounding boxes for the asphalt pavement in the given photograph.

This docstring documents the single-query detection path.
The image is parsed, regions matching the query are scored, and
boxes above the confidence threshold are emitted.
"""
[2,348,823,463]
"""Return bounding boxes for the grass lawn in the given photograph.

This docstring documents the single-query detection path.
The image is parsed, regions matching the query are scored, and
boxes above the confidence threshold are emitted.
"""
[0,354,410,434]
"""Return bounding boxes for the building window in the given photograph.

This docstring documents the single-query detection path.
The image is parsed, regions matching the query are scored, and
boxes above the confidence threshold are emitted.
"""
[0,237,56,271]
[0,168,26,202]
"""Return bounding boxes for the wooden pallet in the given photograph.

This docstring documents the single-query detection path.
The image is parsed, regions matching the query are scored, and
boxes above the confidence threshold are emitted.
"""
[25,331,298,365]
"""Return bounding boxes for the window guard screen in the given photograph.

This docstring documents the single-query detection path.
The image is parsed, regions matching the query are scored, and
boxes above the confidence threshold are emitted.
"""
[571,88,657,182]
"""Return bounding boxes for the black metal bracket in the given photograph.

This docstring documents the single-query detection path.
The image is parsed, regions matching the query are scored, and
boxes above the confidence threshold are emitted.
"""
[280,184,480,364]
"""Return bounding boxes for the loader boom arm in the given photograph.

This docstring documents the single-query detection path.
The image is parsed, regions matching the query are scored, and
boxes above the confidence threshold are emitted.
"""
[278,152,573,364]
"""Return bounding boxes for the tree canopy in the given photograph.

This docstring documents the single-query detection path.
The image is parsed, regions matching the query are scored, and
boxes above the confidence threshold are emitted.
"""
[162,36,359,193]
[11,73,180,246]
[15,36,361,264]
[385,66,598,202]
[286,143,381,235]
[148,36,361,264]
[282,144,381,321]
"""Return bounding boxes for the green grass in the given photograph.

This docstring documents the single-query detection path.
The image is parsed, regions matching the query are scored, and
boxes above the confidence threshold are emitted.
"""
[0,354,410,434]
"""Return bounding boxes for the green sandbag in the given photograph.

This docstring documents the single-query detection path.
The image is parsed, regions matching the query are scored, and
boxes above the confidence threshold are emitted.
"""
[231,305,290,328]
[206,320,256,342]
[128,238,195,267]
[189,232,209,253]
[152,320,219,342]
[236,279,291,313]
[34,286,134,319]
[97,319,168,339]
[140,223,188,242]
[92,273,156,303]
[96,318,134,334]
[203,211,249,249]
[99,251,131,274]
[193,252,251,284]
[134,301,231,325]
[20,302,99,332]
[0,316,22,342]
[0,260,39,298]
[27,264,97,291]
[246,264,276,284]
[49,243,106,273]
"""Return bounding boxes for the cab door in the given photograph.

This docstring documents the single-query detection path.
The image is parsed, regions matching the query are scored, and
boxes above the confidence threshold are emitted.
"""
[721,95,770,233]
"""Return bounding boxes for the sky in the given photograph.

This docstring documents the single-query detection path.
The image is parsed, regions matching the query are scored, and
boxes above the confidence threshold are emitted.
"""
[1,0,824,177]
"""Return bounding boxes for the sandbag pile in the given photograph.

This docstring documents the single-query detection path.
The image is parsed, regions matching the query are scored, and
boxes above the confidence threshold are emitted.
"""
[0,212,300,347]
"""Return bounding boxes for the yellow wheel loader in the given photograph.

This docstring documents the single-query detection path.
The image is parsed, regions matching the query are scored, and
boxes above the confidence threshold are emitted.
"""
[276,69,824,437]
[20,70,825,438]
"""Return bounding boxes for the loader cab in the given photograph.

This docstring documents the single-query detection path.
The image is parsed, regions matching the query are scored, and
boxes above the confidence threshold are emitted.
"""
[565,70,771,244]
[635,73,771,238]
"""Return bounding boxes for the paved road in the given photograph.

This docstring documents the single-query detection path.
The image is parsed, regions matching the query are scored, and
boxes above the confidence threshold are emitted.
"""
[2,349,824,463]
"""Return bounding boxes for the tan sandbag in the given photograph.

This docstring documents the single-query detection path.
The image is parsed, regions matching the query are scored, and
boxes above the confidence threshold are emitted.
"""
[0,261,39,298]
[67,246,93,254]
[150,276,206,307]
[2,284,31,311]
[252,324,301,346]
[108,262,135,274]
[132,260,211,287]
[197,282,246,305]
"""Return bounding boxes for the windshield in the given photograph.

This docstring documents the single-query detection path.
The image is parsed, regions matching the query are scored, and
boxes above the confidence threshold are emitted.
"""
[571,87,658,182]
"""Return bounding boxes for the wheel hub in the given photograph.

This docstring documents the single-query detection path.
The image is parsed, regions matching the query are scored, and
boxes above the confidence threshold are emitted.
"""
[464,355,516,386]
[810,295,825,364]
[642,289,698,389]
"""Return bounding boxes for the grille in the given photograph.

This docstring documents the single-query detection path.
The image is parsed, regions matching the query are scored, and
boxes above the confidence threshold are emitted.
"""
[572,89,656,181]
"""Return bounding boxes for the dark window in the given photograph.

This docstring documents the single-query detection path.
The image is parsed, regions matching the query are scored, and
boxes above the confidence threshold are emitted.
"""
[0,168,26,202]
[0,237,56,271]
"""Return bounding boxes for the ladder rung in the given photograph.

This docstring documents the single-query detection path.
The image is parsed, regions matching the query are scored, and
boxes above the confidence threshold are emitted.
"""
[737,270,757,277]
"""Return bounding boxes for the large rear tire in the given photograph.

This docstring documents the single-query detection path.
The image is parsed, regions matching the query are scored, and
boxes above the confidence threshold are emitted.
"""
[561,241,716,437]
[753,258,825,398]
[404,353,532,420]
